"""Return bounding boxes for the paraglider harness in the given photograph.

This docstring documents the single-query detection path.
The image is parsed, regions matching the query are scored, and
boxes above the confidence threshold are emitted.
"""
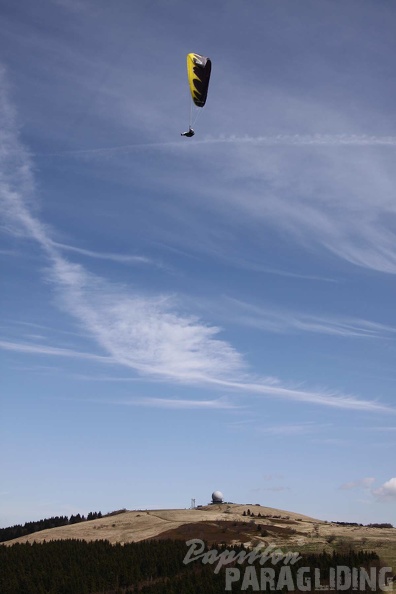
[181,127,195,138]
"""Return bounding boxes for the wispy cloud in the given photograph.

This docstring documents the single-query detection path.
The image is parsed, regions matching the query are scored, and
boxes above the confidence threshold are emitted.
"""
[65,395,238,410]
[202,134,396,147]
[26,80,396,278]
[258,422,330,436]
[340,477,375,490]
[6,2,396,281]
[153,125,396,276]
[53,242,155,265]
[225,298,396,339]
[208,378,393,413]
[118,397,239,410]
[1,65,394,414]
[3,334,391,414]
[0,339,111,363]
[35,134,396,158]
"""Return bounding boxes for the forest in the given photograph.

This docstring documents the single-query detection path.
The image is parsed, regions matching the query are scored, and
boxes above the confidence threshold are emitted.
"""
[0,512,103,543]
[0,538,384,594]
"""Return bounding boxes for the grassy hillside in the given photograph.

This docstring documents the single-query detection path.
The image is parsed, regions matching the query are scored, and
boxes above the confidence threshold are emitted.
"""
[4,503,396,569]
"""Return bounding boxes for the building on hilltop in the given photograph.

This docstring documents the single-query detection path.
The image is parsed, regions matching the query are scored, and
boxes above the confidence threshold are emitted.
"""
[211,490,224,504]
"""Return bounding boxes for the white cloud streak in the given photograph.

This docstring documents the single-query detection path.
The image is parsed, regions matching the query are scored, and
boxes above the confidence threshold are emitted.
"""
[225,298,396,339]
[53,242,154,265]
[207,378,392,413]
[118,397,239,410]
[35,134,396,158]
[201,134,396,147]
[0,339,112,363]
[64,395,238,409]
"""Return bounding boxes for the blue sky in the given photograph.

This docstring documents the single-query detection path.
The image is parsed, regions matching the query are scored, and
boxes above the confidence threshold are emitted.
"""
[1,0,395,528]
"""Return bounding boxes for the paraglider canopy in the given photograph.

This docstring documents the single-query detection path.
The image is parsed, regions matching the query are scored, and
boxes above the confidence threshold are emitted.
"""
[186,53,212,108]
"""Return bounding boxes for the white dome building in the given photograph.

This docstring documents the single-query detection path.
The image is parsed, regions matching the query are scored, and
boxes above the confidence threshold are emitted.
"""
[211,490,224,503]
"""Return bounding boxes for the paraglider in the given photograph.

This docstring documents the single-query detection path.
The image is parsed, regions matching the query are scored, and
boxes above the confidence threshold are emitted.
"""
[181,53,211,137]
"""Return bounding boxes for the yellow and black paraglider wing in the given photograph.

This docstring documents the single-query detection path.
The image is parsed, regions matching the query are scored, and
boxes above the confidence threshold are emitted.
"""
[187,53,212,107]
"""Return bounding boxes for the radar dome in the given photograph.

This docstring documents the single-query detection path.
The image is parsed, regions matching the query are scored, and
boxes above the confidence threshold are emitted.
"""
[212,490,224,503]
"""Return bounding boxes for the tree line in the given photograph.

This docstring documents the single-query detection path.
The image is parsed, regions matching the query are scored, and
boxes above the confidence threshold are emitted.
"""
[0,538,382,594]
[331,521,393,529]
[0,512,103,543]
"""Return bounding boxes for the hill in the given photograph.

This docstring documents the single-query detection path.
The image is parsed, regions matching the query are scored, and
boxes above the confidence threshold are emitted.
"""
[4,503,396,569]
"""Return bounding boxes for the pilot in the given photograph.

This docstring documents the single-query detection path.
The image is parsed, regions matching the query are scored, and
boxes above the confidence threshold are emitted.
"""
[181,127,195,137]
